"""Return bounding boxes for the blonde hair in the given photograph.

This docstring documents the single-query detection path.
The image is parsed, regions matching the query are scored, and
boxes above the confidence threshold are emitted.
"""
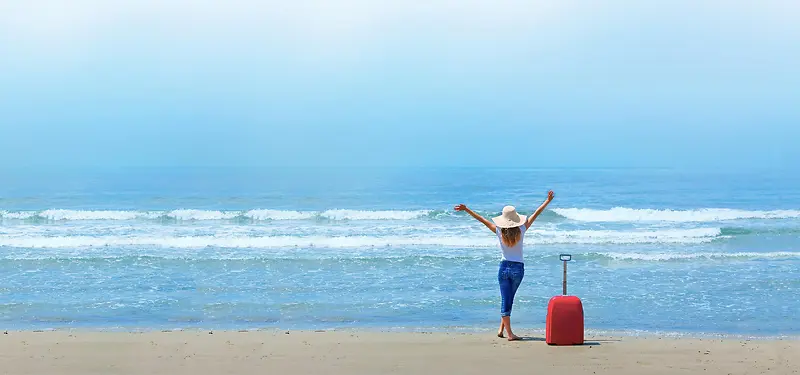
[500,226,522,247]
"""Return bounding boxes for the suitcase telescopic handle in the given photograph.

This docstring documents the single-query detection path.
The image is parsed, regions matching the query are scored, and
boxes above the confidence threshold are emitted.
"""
[559,254,572,295]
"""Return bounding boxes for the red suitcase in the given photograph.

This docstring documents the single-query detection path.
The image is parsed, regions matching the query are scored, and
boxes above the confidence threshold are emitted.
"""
[545,254,584,345]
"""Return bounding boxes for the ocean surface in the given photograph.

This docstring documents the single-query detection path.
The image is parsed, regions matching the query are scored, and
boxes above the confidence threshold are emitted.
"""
[1,167,798,336]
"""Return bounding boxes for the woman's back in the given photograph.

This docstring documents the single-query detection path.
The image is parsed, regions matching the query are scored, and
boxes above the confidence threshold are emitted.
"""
[496,225,526,263]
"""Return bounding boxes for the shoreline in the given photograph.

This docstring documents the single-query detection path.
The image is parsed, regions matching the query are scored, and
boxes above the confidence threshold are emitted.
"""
[4,326,798,341]
[1,330,796,375]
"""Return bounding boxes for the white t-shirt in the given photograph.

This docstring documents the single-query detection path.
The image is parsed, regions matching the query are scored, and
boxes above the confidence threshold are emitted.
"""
[495,224,527,263]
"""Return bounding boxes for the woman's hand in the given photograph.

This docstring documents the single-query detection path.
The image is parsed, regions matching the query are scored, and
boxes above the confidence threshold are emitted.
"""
[546,190,555,202]
[454,204,467,211]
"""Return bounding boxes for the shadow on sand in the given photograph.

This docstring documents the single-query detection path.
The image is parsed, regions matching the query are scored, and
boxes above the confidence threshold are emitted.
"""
[514,337,613,346]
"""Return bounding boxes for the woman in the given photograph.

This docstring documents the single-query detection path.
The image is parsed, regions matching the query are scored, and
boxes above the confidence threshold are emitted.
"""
[454,190,554,341]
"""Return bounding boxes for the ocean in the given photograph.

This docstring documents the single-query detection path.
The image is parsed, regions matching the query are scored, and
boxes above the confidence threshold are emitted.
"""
[1,167,798,336]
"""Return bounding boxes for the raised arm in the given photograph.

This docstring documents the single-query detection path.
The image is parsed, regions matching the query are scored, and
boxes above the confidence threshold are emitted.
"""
[525,190,555,229]
[454,204,496,233]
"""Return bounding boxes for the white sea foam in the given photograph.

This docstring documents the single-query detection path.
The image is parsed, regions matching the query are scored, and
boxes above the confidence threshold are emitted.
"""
[599,251,800,261]
[0,228,723,249]
[244,209,316,220]
[0,209,432,221]
[319,209,430,220]
[168,209,238,221]
[5,207,795,223]
[38,209,155,221]
[0,211,37,220]
[527,227,722,244]
[0,235,491,249]
[553,207,800,223]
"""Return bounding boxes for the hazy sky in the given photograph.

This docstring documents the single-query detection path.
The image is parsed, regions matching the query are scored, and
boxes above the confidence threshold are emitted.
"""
[1,0,798,169]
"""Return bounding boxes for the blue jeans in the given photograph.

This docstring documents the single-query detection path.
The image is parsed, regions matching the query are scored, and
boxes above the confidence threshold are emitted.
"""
[498,260,524,317]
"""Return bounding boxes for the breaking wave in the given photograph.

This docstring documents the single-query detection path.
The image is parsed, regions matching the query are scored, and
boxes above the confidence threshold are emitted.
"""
[0,228,723,249]
[553,208,800,223]
[0,209,433,222]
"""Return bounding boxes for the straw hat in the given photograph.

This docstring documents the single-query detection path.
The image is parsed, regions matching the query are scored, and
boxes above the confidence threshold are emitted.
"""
[492,206,527,228]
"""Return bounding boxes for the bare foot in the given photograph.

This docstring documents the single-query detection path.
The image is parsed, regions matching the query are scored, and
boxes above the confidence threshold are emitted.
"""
[507,334,522,341]
[497,330,504,338]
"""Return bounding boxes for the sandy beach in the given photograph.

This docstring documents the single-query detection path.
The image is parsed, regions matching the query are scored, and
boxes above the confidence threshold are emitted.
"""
[0,330,796,375]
